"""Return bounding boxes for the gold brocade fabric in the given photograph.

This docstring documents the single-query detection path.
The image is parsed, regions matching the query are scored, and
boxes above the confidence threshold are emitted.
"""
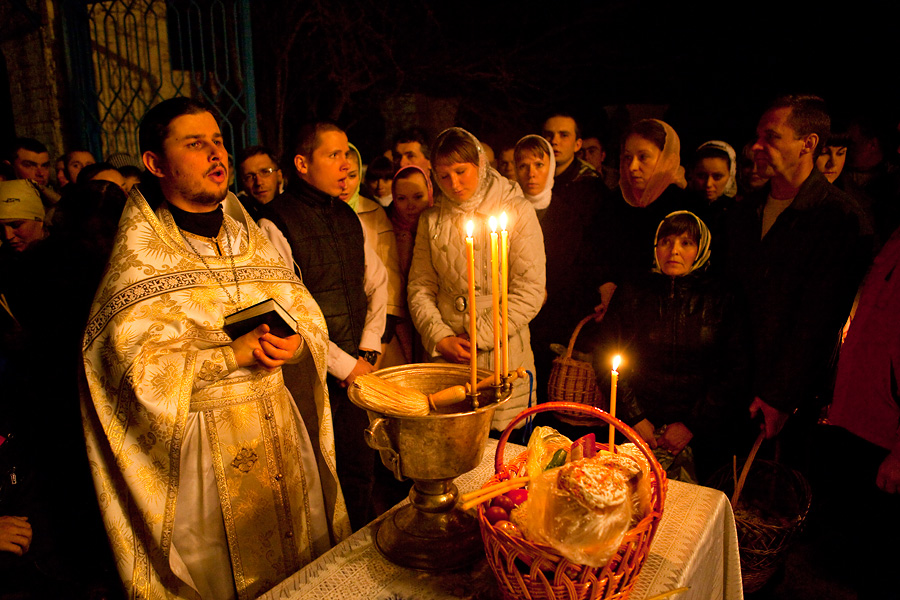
[81,190,350,599]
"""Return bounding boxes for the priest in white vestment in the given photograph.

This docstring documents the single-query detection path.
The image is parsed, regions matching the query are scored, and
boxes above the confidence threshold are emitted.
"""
[81,98,350,600]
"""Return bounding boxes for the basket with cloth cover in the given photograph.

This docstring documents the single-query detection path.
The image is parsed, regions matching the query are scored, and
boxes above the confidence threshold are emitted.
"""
[477,402,667,600]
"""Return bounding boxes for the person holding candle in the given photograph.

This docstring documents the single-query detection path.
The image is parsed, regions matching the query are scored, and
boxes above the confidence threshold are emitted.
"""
[592,211,750,483]
[407,127,546,430]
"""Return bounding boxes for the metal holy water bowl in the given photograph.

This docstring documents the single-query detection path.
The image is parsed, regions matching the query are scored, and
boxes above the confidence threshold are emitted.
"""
[348,363,511,571]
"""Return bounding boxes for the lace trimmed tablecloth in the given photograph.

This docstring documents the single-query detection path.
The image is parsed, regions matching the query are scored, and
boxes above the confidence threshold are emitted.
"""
[258,439,743,600]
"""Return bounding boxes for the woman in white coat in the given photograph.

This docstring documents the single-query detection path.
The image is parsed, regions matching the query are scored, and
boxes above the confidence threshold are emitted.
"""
[407,127,546,430]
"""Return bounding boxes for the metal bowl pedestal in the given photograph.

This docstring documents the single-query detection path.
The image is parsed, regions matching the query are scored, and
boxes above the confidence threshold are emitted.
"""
[350,364,511,571]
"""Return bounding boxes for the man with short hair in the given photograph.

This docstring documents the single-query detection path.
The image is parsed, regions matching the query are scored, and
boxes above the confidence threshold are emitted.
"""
[543,114,583,177]
[260,122,388,530]
[81,98,349,599]
[542,113,606,201]
[62,149,96,185]
[496,141,517,182]
[579,133,617,190]
[4,138,51,187]
[578,135,604,171]
[392,127,431,174]
[722,95,871,448]
[237,145,284,220]
[539,112,609,318]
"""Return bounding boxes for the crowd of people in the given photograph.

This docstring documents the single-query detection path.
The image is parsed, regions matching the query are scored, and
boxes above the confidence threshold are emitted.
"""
[1,92,898,599]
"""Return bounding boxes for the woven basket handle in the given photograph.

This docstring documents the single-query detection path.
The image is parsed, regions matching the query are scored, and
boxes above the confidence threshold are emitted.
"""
[731,430,765,510]
[493,402,665,502]
[564,313,601,359]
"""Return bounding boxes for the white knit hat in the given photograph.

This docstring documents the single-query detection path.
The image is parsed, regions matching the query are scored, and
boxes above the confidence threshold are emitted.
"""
[0,180,45,221]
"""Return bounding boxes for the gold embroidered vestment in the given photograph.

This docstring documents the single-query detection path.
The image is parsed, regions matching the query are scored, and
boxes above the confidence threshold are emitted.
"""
[81,191,350,599]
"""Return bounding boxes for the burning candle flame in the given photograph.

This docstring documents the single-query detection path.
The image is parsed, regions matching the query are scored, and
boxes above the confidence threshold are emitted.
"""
[612,355,621,372]
[489,216,498,233]
[466,220,474,238]
[499,212,508,231]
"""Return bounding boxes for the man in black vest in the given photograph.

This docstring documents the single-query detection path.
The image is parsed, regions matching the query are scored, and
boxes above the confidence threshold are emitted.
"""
[259,122,387,530]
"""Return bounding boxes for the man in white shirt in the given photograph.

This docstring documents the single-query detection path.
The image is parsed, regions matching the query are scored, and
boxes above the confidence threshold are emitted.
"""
[258,121,387,529]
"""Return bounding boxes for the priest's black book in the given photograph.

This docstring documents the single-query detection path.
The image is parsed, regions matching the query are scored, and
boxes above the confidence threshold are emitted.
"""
[223,298,298,340]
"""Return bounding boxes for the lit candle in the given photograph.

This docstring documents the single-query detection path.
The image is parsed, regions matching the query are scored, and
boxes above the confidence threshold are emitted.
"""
[499,212,509,381]
[609,355,621,452]
[489,216,501,386]
[465,220,477,392]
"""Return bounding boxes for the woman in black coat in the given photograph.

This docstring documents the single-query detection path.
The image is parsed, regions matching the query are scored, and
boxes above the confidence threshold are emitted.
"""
[594,211,750,483]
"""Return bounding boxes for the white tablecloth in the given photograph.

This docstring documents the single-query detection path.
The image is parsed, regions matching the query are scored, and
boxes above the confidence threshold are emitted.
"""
[259,440,743,600]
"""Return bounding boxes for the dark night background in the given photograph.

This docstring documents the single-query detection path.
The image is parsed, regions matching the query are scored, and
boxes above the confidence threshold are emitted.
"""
[248,0,900,166]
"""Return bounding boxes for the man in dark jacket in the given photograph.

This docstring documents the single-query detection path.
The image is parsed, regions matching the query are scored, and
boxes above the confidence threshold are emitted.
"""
[259,122,387,530]
[722,95,871,452]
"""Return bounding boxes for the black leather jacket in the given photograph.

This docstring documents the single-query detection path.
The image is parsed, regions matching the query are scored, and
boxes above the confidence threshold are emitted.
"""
[593,267,750,439]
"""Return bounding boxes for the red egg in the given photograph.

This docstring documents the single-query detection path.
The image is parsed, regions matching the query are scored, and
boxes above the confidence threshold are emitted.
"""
[491,494,516,513]
[485,506,509,525]
[504,489,528,506]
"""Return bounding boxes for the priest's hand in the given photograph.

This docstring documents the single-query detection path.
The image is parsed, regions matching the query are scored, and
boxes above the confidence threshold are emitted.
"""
[748,397,789,439]
[657,422,693,455]
[633,419,658,449]
[232,324,301,370]
[435,335,471,364]
[0,516,32,556]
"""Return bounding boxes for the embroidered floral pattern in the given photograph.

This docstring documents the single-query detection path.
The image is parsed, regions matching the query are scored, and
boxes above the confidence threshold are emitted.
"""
[231,446,259,473]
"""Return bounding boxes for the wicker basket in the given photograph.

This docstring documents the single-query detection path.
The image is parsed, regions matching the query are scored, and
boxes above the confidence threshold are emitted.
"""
[478,402,667,600]
[709,434,812,593]
[547,315,604,426]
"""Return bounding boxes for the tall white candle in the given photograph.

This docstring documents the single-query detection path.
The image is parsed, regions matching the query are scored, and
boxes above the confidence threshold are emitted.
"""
[489,216,500,386]
[609,355,621,452]
[499,212,509,381]
[465,220,477,392]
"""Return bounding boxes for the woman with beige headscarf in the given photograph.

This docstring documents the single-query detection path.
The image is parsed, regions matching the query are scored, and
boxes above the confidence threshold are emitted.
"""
[598,119,706,304]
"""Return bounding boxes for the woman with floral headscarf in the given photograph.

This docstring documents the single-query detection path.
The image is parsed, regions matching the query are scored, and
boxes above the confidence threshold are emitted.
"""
[407,127,546,430]
[593,211,749,483]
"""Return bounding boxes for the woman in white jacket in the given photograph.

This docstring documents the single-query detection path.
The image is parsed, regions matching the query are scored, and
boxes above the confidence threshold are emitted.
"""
[408,127,546,429]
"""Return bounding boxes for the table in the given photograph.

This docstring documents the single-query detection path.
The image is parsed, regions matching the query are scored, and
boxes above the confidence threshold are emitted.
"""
[259,440,743,600]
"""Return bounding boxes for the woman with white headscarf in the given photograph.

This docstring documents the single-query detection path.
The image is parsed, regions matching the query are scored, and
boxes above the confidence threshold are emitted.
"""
[689,140,738,203]
[407,127,546,430]
[341,143,405,368]
[513,134,606,404]
[593,211,749,483]
[689,140,739,236]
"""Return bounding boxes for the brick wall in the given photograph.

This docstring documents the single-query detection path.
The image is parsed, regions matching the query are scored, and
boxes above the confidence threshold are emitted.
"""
[1,0,66,159]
